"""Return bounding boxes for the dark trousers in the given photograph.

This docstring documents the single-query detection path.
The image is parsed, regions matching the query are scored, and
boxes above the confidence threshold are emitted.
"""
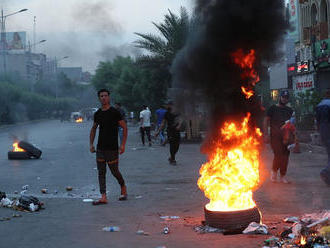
[271,136,290,176]
[140,126,151,145]
[168,130,180,161]
[96,150,125,194]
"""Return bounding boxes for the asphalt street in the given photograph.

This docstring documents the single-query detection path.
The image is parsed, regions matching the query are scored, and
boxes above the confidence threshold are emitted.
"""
[0,120,329,248]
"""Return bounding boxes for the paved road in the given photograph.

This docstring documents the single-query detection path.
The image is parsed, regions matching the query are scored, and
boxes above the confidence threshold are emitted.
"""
[0,120,329,248]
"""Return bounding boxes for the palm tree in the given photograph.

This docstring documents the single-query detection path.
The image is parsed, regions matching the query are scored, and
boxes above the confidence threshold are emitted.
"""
[134,7,190,70]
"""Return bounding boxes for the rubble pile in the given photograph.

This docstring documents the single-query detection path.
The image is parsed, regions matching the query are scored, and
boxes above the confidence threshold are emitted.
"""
[0,192,44,212]
[263,211,330,248]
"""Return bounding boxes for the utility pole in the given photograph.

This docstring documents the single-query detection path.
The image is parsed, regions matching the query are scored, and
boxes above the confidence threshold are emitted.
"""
[1,9,7,74]
[33,16,36,52]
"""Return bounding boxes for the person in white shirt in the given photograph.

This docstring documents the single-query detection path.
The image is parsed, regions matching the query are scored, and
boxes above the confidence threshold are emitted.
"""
[139,105,152,146]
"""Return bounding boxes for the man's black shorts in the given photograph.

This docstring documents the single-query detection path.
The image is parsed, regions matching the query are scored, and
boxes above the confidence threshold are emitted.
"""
[96,150,119,165]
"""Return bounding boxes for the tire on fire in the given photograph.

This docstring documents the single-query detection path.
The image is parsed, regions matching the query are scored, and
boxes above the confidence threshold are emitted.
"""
[18,141,42,159]
[204,206,261,231]
[8,151,31,160]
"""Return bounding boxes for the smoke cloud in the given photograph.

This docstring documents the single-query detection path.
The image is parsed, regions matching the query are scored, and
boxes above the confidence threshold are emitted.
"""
[171,0,288,148]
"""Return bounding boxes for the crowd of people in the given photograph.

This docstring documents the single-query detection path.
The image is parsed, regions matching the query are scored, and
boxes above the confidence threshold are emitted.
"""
[89,88,330,205]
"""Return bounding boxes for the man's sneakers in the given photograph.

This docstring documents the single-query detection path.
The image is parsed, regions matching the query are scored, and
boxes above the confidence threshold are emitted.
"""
[168,157,177,165]
[119,185,128,201]
[270,171,277,182]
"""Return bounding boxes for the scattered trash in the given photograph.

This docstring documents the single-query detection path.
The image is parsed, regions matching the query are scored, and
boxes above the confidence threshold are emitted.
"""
[66,186,73,191]
[160,216,180,220]
[163,227,170,234]
[0,191,6,199]
[264,236,280,247]
[320,226,330,239]
[155,246,166,248]
[0,197,13,207]
[242,222,268,235]
[12,213,22,218]
[164,187,178,191]
[53,190,58,194]
[135,195,142,199]
[136,230,150,236]
[17,195,43,212]
[83,199,93,203]
[0,217,11,221]
[22,185,29,190]
[284,216,300,223]
[14,191,18,194]
[20,190,27,195]
[41,188,48,194]
[194,225,224,233]
[307,217,329,228]
[102,226,120,232]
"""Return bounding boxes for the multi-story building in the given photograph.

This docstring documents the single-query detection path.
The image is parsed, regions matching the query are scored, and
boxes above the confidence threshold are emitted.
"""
[296,0,330,93]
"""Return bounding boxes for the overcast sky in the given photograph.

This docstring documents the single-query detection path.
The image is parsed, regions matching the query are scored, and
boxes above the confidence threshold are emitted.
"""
[2,0,193,72]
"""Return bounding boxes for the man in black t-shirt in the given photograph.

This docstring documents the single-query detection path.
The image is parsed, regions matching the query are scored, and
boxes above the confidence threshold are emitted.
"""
[89,89,128,205]
[156,101,182,165]
[264,90,293,184]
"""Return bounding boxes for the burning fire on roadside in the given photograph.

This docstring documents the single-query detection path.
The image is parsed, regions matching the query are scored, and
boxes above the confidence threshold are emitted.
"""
[75,117,83,123]
[13,142,25,152]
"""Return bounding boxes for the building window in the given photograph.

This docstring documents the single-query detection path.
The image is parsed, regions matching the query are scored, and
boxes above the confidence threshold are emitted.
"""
[311,4,318,25]
[320,0,328,22]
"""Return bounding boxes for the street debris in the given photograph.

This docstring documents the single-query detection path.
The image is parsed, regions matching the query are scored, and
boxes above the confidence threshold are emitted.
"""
[22,185,29,190]
[41,188,48,194]
[160,216,180,221]
[284,217,300,223]
[1,197,13,207]
[20,190,27,195]
[243,222,269,235]
[0,191,6,199]
[66,186,73,191]
[163,227,170,234]
[136,230,150,236]
[102,226,120,232]
[262,210,330,248]
[135,195,143,199]
[83,199,93,203]
[194,225,224,234]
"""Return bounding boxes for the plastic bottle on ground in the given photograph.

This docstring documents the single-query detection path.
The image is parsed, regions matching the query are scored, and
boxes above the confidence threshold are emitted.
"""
[102,226,120,232]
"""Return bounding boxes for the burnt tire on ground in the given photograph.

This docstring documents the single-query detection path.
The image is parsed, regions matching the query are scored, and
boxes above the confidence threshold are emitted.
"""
[18,141,42,159]
[8,151,31,160]
[204,206,261,231]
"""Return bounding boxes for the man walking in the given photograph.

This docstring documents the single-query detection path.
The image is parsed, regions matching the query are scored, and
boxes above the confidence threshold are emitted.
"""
[156,101,182,165]
[140,105,152,146]
[264,90,293,183]
[316,89,330,186]
[156,105,167,145]
[90,89,128,205]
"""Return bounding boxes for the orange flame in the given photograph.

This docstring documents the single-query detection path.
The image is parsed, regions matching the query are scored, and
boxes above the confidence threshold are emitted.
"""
[232,49,260,99]
[197,113,262,211]
[300,236,307,245]
[76,118,83,123]
[13,142,25,152]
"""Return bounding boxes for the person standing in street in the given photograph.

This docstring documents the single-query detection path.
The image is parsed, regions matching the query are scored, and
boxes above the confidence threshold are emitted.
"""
[316,89,330,186]
[156,101,182,165]
[90,89,128,205]
[114,102,126,145]
[140,105,152,146]
[156,105,167,145]
[264,90,293,183]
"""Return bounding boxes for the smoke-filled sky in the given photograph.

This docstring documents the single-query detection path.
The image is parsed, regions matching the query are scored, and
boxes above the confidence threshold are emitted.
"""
[2,0,192,72]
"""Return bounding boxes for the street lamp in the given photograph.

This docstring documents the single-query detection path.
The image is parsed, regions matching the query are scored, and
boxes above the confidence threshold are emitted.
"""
[0,8,28,74]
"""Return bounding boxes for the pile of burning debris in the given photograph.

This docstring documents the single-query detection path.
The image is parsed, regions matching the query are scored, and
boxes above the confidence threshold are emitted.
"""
[8,140,42,160]
[263,211,330,248]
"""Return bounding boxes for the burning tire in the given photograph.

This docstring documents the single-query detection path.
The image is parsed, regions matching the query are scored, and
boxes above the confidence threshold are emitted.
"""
[204,206,261,231]
[8,151,31,160]
[18,141,42,159]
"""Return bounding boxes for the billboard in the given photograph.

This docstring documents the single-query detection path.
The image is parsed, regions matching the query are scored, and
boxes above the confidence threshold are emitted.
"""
[286,0,300,42]
[0,31,26,50]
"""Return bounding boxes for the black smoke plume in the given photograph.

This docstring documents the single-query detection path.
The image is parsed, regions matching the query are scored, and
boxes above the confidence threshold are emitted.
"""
[171,0,289,151]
